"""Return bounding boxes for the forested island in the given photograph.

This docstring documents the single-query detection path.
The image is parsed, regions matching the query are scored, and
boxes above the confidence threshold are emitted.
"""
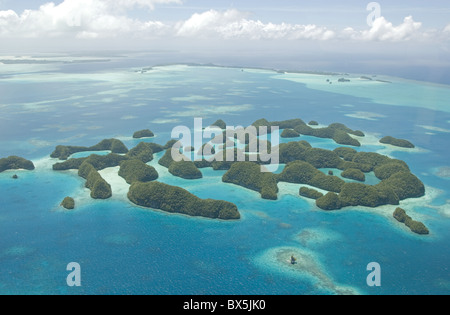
[133,129,155,139]
[0,156,35,173]
[380,136,415,149]
[128,181,240,220]
[393,208,429,235]
[38,117,427,226]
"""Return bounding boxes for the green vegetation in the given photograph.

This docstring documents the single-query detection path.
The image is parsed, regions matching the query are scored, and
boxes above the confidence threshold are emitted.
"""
[272,118,306,129]
[77,161,112,199]
[119,160,159,184]
[53,151,135,172]
[61,197,75,210]
[378,171,425,200]
[84,166,112,199]
[393,208,429,235]
[308,121,319,126]
[147,143,165,154]
[223,162,279,200]
[158,149,190,167]
[197,143,216,156]
[278,141,310,164]
[51,139,128,160]
[210,119,227,130]
[341,168,366,182]
[168,161,203,180]
[380,136,415,149]
[373,162,410,180]
[281,129,300,138]
[338,183,398,208]
[158,149,202,179]
[126,142,154,163]
[316,192,342,211]
[47,118,426,219]
[133,129,155,139]
[303,148,342,169]
[78,161,96,179]
[163,139,178,149]
[334,147,357,161]
[128,181,240,220]
[294,122,363,147]
[0,156,35,173]
[299,187,324,200]
[277,161,345,193]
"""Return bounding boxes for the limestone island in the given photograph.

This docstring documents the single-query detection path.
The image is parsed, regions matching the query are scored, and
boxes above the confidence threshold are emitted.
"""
[299,187,324,200]
[133,129,155,139]
[118,159,159,184]
[222,162,279,200]
[128,181,240,220]
[51,138,129,160]
[380,136,415,149]
[0,156,35,173]
[210,119,227,130]
[393,208,429,235]
[46,117,428,224]
[158,149,203,180]
[79,162,112,199]
[281,129,300,138]
[341,168,366,182]
[61,197,75,210]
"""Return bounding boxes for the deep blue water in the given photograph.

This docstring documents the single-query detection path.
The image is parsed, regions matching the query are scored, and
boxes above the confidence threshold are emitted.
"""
[0,59,449,295]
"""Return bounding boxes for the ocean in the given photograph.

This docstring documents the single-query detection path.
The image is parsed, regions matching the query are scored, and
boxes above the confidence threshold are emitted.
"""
[0,56,449,295]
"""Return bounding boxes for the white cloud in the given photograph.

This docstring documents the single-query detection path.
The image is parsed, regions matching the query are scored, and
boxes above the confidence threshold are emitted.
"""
[358,16,423,41]
[175,9,335,41]
[0,0,178,38]
[444,24,450,33]
[0,4,447,45]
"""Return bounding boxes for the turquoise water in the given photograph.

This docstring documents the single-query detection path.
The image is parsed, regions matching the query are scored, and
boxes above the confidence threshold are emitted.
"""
[0,60,450,295]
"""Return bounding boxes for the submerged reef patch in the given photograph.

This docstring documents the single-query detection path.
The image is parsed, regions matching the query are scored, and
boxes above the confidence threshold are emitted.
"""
[255,246,359,295]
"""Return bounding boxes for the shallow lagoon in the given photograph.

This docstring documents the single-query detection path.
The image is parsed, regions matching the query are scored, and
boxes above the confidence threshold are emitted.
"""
[0,59,450,295]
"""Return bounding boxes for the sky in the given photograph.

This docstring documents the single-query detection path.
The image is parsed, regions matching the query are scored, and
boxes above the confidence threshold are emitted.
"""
[0,0,449,79]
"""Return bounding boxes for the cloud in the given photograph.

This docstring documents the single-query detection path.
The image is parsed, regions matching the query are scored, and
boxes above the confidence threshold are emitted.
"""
[0,0,178,38]
[358,16,423,41]
[175,9,335,40]
[0,4,446,45]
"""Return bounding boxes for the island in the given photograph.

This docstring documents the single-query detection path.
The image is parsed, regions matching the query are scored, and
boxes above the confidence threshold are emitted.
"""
[210,119,227,130]
[341,168,366,182]
[380,136,415,149]
[393,208,429,235]
[118,159,159,184]
[222,162,279,200]
[127,181,240,220]
[169,161,203,180]
[80,162,112,199]
[197,143,216,156]
[45,116,427,224]
[0,156,35,173]
[61,197,75,210]
[126,142,155,163]
[293,122,364,147]
[281,129,300,138]
[299,187,324,200]
[51,138,129,160]
[133,129,155,139]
